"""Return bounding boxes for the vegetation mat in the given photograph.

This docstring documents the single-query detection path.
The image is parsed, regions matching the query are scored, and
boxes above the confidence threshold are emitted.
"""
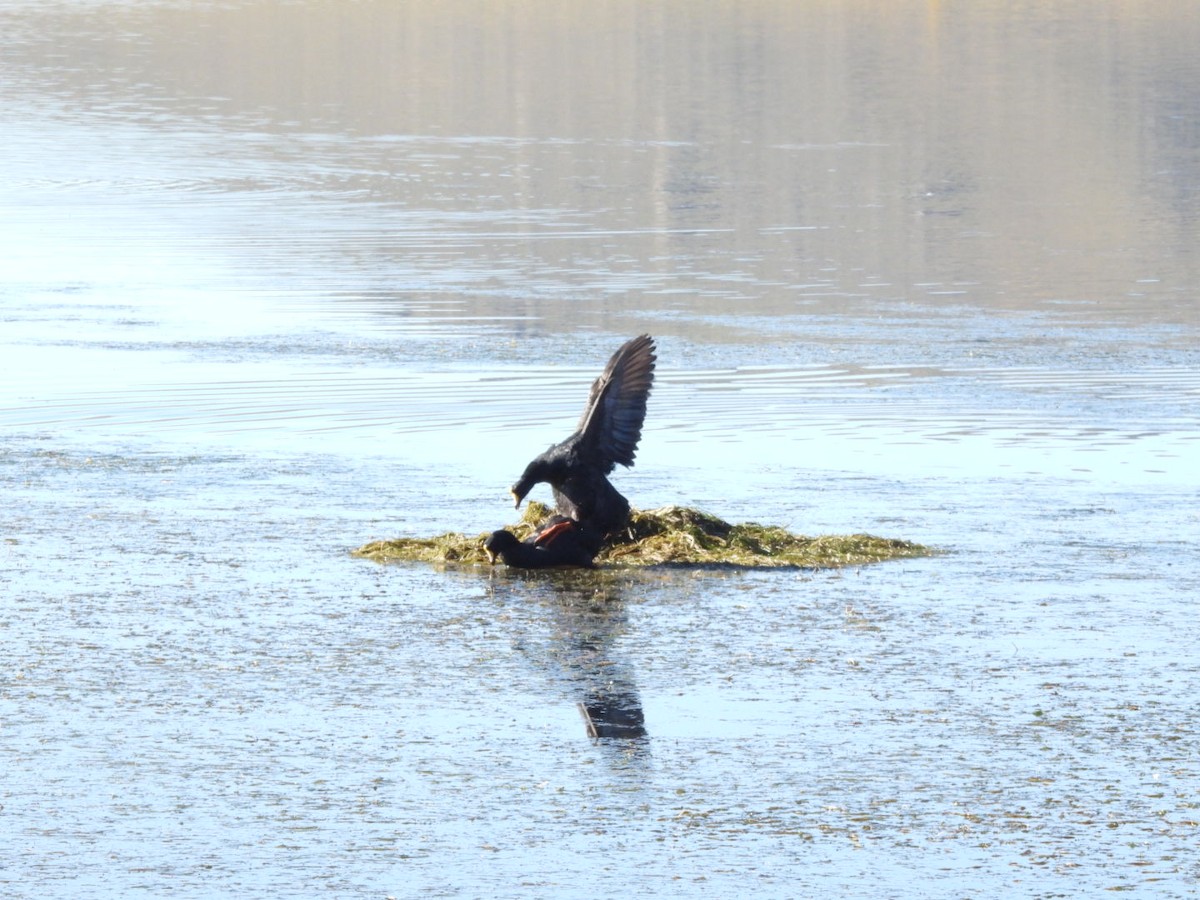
[353,502,933,569]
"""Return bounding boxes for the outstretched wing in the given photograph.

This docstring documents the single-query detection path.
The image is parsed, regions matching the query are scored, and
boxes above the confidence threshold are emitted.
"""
[574,334,656,471]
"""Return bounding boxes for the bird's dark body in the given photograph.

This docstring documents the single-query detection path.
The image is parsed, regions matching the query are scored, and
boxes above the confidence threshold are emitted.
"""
[550,472,630,539]
[509,335,656,548]
[484,517,602,569]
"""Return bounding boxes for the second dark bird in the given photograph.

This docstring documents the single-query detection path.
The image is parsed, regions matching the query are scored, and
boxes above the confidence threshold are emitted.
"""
[484,516,601,569]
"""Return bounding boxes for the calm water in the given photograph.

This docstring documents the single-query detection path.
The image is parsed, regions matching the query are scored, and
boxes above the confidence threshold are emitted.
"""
[2,2,1199,897]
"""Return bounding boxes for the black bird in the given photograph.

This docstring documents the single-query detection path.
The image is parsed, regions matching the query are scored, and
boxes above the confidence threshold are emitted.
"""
[510,335,656,539]
[484,517,601,569]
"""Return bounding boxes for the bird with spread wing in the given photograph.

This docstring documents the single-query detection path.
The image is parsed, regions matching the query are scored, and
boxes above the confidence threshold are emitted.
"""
[488,335,656,566]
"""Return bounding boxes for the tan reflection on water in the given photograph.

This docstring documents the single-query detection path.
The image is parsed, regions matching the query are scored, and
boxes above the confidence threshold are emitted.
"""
[3,0,1198,339]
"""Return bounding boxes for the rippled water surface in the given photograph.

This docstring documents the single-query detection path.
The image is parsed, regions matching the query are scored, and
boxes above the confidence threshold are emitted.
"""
[3,2,1199,897]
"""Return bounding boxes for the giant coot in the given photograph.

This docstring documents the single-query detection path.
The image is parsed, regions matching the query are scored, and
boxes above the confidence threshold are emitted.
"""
[509,334,656,540]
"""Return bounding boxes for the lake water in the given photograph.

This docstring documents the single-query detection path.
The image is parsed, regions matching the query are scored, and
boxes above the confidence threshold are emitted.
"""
[2,2,1199,897]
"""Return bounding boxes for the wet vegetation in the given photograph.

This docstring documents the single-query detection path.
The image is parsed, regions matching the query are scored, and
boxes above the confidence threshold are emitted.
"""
[353,501,933,568]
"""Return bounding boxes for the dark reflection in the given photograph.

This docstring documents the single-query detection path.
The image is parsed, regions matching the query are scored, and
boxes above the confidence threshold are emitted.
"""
[578,692,646,740]
[486,569,648,745]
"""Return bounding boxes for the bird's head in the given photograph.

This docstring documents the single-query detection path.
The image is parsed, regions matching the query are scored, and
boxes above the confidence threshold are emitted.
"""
[483,530,520,565]
[509,480,533,509]
[509,460,550,509]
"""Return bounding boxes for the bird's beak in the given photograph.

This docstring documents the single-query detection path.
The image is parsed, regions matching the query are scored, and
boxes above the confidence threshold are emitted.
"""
[510,488,522,509]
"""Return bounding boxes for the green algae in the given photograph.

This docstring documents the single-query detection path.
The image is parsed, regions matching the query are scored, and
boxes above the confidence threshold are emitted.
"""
[353,501,933,569]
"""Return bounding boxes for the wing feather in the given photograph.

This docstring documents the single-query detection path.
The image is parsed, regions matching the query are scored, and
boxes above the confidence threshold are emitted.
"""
[574,335,656,471]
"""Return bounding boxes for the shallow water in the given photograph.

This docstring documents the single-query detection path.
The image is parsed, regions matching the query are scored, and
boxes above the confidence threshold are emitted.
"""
[2,2,1199,897]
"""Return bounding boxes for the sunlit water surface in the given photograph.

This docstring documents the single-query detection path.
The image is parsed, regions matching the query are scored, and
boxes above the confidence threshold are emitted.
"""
[2,2,1199,897]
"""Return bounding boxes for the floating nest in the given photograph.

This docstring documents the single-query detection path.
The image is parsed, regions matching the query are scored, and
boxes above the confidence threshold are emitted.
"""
[353,502,932,569]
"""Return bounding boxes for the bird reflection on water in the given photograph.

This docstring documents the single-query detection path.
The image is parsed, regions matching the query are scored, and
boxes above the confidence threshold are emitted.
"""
[486,569,649,744]
[578,686,647,740]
